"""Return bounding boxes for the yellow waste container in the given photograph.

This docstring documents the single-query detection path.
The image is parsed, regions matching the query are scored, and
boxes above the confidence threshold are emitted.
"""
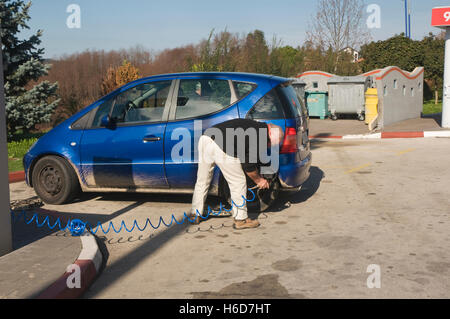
[365,88,378,125]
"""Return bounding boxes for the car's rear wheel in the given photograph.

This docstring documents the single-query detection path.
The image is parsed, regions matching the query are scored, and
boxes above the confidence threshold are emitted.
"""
[219,174,279,213]
[256,178,280,212]
[32,156,80,205]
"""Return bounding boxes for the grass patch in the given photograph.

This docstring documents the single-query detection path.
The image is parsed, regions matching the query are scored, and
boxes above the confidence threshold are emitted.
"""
[7,133,45,173]
[423,100,442,115]
[8,138,38,159]
[8,158,23,173]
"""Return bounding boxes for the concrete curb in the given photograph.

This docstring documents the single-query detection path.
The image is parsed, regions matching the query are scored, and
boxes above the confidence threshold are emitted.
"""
[36,231,102,299]
[9,171,25,183]
[311,130,450,140]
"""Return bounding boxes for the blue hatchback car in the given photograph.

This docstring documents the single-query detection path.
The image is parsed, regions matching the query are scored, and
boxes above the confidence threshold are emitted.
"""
[24,72,312,209]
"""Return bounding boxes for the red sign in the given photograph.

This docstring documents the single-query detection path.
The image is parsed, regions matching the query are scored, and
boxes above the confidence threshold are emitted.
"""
[432,7,450,28]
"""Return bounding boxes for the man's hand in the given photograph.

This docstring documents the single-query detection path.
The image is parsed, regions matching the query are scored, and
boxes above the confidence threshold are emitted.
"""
[246,170,270,190]
[255,177,270,190]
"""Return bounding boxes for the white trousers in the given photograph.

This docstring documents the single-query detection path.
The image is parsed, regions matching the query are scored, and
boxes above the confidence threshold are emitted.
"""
[191,135,248,221]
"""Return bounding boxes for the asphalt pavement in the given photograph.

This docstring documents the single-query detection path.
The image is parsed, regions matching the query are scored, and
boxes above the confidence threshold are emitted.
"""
[5,136,450,299]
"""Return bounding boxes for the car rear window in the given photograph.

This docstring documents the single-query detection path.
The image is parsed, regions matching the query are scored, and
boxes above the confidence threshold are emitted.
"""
[278,84,301,118]
[292,84,308,117]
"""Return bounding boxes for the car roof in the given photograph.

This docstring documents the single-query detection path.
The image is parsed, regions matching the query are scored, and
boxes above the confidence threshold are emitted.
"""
[127,72,289,86]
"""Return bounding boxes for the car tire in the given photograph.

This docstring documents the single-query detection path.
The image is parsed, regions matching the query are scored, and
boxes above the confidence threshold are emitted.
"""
[32,156,80,205]
[256,178,280,212]
[358,113,365,121]
[331,114,338,121]
[220,175,280,213]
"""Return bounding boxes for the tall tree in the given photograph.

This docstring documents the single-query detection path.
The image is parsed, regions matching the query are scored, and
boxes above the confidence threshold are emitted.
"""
[270,46,304,77]
[360,34,423,73]
[242,30,270,74]
[1,0,59,136]
[421,33,445,104]
[306,0,370,71]
[101,59,140,95]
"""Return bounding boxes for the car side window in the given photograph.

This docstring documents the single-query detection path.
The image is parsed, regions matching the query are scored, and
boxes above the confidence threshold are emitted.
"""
[233,82,257,99]
[111,81,172,124]
[175,79,232,120]
[71,110,93,130]
[247,89,285,120]
[91,98,115,128]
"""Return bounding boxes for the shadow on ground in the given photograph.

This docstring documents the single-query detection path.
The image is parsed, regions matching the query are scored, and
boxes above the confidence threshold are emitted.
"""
[11,191,227,250]
[422,112,442,126]
[263,166,324,215]
[82,166,323,298]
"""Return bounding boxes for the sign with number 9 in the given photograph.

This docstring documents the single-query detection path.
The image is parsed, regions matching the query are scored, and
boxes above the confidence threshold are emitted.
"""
[445,11,450,22]
[432,7,450,27]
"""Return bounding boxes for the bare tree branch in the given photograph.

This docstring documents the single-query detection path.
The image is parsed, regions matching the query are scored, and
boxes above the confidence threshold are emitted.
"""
[306,0,371,53]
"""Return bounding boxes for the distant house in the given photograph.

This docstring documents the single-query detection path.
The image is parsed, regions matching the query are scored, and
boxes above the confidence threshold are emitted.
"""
[341,47,360,63]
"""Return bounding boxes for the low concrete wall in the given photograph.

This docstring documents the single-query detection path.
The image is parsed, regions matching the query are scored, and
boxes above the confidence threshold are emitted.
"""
[370,67,424,128]
[296,71,334,92]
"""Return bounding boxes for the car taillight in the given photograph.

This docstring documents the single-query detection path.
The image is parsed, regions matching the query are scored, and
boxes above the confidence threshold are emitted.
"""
[280,127,298,154]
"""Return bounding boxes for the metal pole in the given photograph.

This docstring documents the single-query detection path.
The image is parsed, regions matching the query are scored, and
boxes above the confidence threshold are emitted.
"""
[0,30,13,256]
[408,14,411,39]
[442,27,450,128]
[408,0,412,39]
[404,0,409,37]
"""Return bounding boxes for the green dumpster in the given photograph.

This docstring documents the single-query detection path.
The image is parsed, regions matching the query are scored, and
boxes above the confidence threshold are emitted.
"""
[305,91,329,119]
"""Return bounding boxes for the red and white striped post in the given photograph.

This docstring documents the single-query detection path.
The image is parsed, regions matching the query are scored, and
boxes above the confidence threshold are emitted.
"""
[432,7,450,128]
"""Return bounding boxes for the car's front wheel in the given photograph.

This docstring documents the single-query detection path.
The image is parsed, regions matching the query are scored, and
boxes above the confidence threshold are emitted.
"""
[32,156,80,205]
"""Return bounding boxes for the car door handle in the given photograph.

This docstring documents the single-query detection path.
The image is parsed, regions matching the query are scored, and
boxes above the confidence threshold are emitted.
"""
[143,136,161,143]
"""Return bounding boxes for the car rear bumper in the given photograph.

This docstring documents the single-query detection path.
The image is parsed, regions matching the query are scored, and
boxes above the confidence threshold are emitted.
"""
[278,152,312,189]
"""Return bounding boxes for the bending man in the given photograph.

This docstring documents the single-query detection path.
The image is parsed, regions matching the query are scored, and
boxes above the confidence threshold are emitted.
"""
[190,119,284,230]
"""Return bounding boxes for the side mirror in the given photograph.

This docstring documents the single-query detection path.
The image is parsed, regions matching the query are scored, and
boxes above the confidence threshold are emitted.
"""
[100,115,111,127]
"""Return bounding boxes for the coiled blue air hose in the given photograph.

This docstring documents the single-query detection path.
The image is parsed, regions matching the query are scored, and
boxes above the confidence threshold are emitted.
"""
[11,188,257,237]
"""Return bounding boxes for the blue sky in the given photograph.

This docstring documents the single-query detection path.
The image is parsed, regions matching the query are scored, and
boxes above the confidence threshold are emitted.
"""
[19,0,450,59]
